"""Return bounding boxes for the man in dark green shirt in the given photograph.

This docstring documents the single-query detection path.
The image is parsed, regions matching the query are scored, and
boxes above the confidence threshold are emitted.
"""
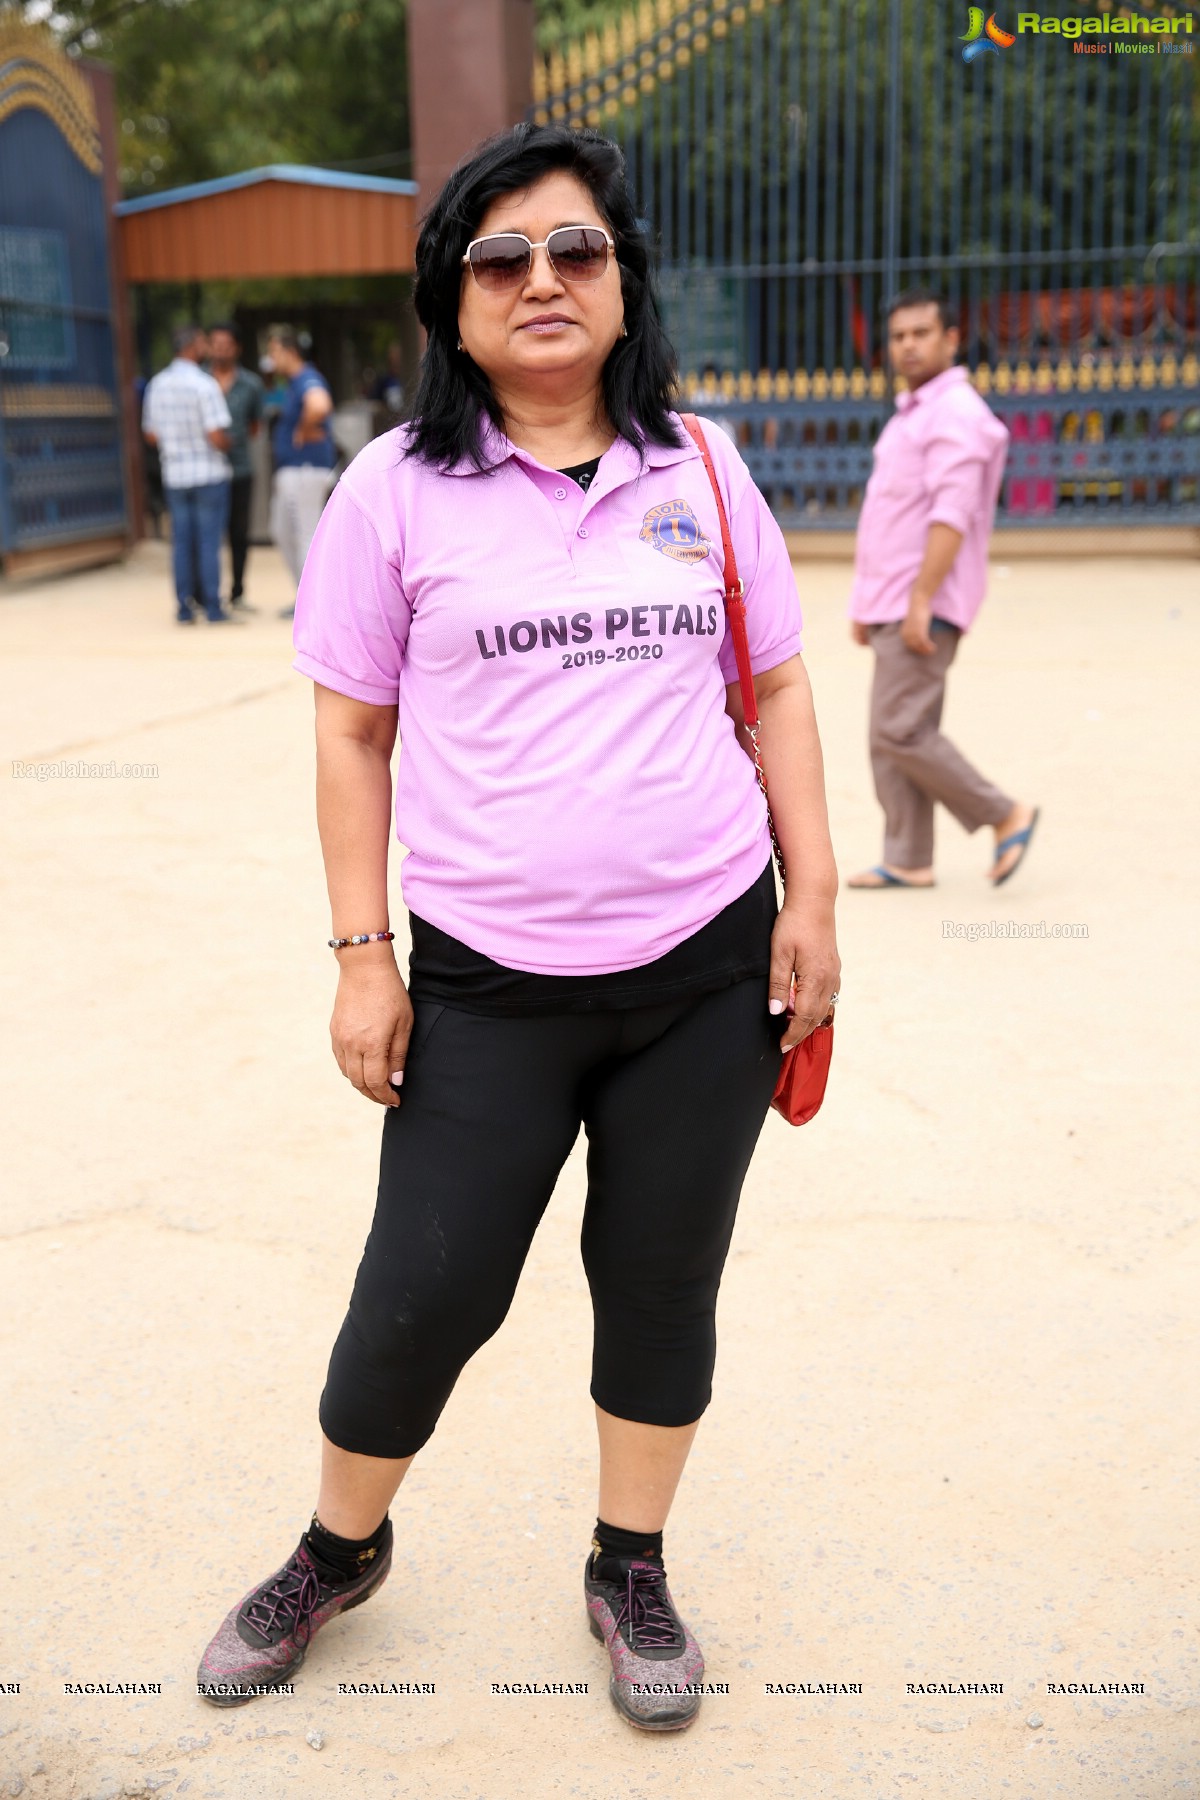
[208,323,265,610]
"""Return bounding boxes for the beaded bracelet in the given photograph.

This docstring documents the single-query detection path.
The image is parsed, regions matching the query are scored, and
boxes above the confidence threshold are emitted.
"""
[328,930,395,949]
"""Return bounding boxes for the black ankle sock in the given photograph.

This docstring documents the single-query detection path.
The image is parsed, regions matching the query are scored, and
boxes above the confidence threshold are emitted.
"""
[591,1516,664,1578]
[304,1513,388,1581]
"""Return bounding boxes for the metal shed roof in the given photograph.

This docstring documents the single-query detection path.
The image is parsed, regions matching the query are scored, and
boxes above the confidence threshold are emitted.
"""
[115,164,418,282]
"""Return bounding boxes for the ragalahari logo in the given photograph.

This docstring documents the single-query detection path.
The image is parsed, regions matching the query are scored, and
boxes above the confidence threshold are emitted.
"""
[961,7,1016,59]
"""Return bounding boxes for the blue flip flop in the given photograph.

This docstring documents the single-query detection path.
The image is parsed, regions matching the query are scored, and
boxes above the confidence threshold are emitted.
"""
[991,807,1040,886]
[853,865,934,889]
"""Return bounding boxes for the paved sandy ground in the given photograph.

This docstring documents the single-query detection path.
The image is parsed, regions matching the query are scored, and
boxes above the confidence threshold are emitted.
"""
[1,539,1196,1800]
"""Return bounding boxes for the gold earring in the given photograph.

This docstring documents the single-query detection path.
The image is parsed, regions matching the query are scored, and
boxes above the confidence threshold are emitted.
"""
[618,323,628,338]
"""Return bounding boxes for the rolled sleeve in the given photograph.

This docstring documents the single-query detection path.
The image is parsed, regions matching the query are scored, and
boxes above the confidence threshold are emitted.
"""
[699,425,802,685]
[142,379,161,437]
[199,380,232,434]
[292,480,409,705]
[924,421,988,535]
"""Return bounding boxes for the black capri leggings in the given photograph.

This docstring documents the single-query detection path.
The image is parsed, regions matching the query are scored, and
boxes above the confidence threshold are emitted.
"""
[319,976,787,1460]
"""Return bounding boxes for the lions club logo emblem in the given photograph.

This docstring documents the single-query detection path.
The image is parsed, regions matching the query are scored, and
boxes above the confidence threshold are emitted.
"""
[639,499,711,564]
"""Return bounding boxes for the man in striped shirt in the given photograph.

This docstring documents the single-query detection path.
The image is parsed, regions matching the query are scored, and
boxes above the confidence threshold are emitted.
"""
[142,325,234,623]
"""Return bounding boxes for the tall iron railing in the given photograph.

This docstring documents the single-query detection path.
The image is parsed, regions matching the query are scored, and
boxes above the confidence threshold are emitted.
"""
[532,0,1200,527]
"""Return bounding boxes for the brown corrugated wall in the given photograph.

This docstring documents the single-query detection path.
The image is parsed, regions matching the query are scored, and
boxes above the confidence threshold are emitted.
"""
[120,181,417,282]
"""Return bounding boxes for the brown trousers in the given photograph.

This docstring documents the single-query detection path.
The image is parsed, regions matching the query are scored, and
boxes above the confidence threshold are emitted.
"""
[867,621,1012,868]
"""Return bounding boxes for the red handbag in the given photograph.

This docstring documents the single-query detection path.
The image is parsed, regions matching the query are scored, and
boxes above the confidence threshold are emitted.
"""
[680,413,835,1126]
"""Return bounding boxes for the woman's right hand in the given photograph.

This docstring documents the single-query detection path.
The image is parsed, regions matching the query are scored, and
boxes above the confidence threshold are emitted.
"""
[330,950,414,1107]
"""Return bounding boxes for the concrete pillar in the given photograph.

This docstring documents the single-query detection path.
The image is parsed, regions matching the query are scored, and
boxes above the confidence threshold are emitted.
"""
[407,0,535,215]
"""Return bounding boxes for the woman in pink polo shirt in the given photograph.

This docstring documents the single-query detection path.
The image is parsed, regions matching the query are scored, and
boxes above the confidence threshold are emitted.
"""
[198,124,840,1731]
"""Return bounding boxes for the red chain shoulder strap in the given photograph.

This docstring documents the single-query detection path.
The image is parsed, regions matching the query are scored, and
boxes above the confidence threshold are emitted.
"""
[679,412,786,886]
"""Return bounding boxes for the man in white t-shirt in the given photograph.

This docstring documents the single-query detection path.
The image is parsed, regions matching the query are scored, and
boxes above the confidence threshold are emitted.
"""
[142,325,233,623]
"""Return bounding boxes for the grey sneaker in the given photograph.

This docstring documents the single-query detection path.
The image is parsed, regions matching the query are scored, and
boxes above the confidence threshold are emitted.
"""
[584,1553,705,1731]
[197,1524,392,1706]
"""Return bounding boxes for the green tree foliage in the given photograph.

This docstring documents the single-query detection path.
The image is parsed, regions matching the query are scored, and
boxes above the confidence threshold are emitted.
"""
[26,0,411,194]
[535,0,626,53]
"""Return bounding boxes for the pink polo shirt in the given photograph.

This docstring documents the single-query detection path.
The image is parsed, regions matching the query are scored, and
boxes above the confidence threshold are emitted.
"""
[292,415,802,975]
[849,366,1009,632]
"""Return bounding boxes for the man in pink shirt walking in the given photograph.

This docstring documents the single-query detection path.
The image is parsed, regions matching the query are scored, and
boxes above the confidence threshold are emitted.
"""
[847,290,1038,888]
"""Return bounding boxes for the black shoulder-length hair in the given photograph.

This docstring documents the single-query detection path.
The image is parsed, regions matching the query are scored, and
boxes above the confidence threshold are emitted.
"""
[406,123,682,470]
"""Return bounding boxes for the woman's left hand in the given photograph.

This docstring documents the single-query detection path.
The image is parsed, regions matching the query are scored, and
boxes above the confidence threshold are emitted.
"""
[768,896,841,1051]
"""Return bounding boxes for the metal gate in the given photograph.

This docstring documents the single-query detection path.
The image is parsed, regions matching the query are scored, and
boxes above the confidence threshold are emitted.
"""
[533,0,1200,527]
[0,19,128,561]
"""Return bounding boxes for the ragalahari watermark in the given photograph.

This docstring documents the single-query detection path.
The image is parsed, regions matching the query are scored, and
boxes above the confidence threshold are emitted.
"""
[942,919,1088,941]
[12,758,159,782]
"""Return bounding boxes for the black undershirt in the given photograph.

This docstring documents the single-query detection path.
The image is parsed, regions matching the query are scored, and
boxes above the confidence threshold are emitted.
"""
[559,455,602,490]
[408,858,776,1016]
[406,455,774,1016]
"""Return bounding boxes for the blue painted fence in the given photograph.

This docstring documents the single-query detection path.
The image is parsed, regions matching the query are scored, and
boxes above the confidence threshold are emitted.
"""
[0,100,128,557]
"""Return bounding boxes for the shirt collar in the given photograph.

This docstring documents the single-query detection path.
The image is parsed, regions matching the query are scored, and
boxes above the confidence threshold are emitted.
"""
[442,412,701,477]
[895,364,968,413]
